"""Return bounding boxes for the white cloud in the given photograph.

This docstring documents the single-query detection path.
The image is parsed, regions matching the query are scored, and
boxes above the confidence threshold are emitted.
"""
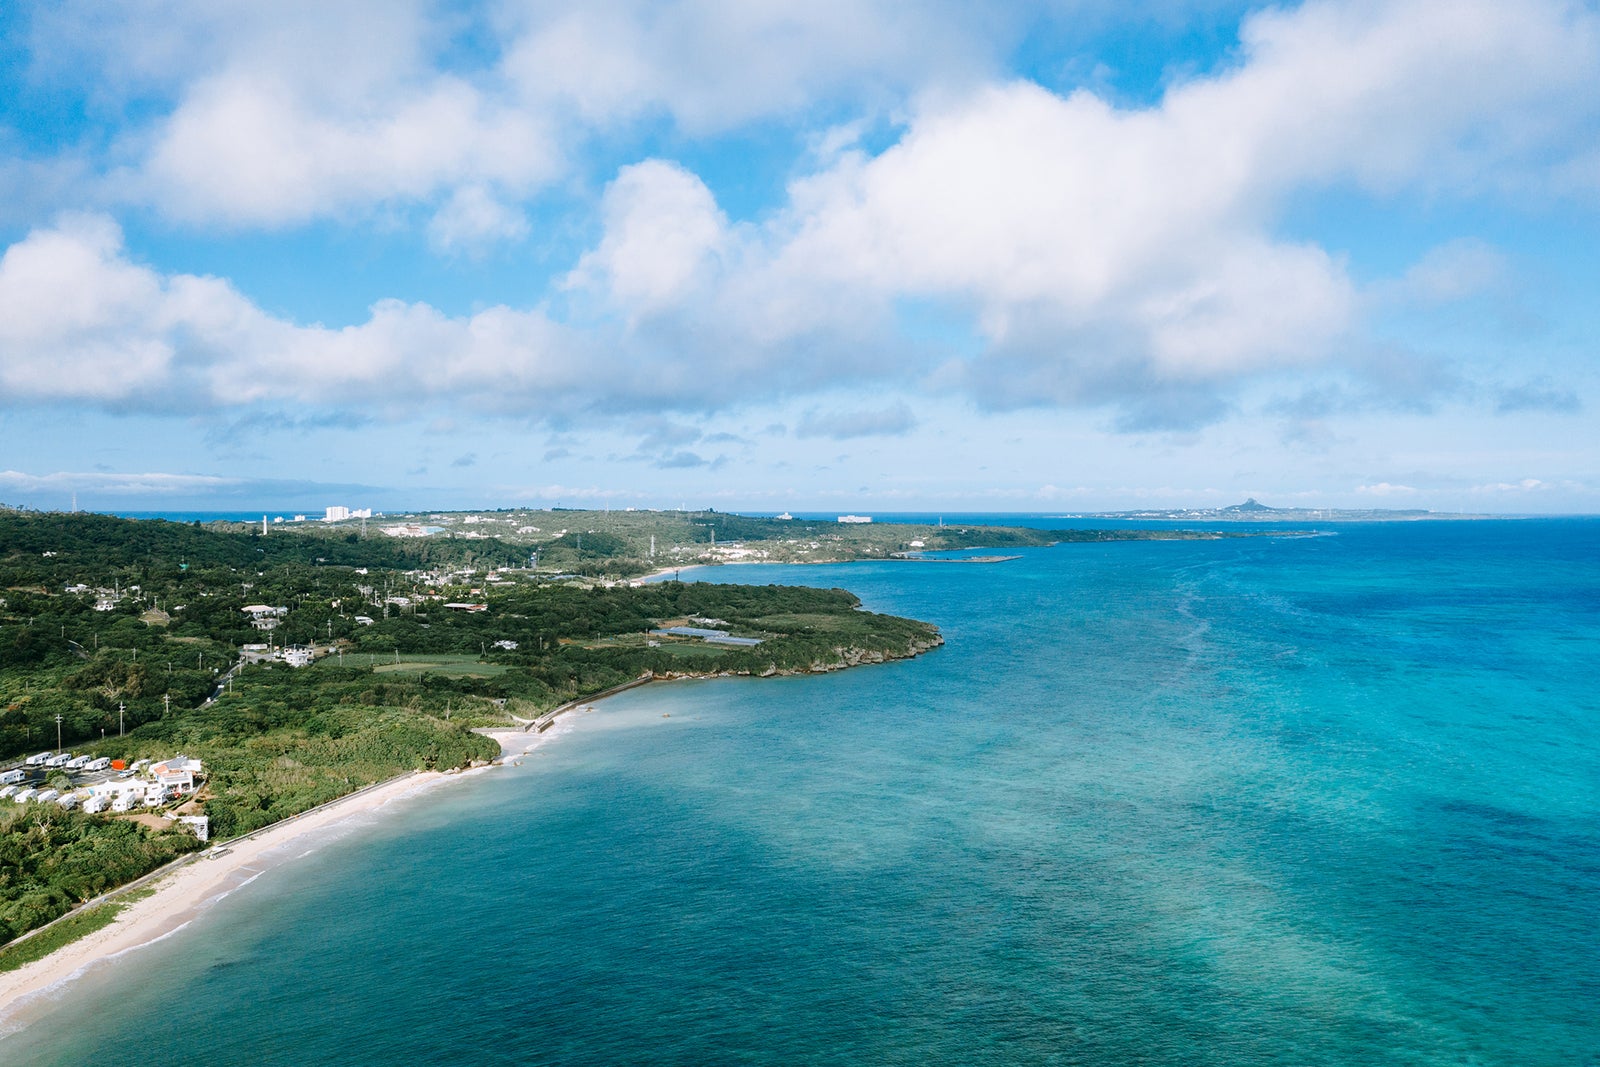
[1465,476,1542,495]
[556,0,1600,425]
[1378,239,1510,306]
[427,185,532,253]
[495,0,998,132]
[0,215,876,418]
[133,73,557,227]
[567,161,729,317]
[20,0,1009,228]
[0,213,183,403]
[0,216,579,411]
[0,469,237,495]
[796,403,918,439]
[7,0,1600,436]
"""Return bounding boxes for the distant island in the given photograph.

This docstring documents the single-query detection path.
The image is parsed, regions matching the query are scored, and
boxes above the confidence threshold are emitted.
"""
[1056,498,1491,522]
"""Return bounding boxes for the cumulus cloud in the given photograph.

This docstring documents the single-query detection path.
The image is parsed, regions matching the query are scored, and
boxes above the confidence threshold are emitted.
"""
[566,161,729,317]
[19,0,1010,228]
[554,0,1600,426]
[495,0,998,132]
[6,0,1600,434]
[427,186,532,253]
[0,214,895,419]
[133,73,556,227]
[0,215,585,412]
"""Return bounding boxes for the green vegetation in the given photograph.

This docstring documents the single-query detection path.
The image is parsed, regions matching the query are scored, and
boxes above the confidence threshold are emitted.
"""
[0,804,204,945]
[0,902,129,973]
[0,508,951,949]
[336,506,1238,575]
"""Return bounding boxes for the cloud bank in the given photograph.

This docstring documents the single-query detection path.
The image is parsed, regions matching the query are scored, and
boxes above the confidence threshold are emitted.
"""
[3,0,1598,433]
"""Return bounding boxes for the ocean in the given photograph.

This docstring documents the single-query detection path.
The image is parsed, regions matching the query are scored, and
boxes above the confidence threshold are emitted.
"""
[3,520,1596,1064]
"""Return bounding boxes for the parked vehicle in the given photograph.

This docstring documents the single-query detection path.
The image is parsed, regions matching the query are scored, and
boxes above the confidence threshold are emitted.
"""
[65,755,92,770]
[13,788,38,803]
[34,788,60,803]
[24,752,52,766]
[0,769,25,785]
[82,795,108,814]
[45,753,73,768]
[0,786,17,799]
[56,794,80,810]
[85,757,112,772]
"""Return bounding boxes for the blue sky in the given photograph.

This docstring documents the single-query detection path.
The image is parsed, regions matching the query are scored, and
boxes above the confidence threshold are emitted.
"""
[1,0,1597,514]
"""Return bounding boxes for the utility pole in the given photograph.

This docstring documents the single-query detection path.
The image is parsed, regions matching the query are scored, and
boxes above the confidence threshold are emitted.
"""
[119,702,126,736]
[162,694,169,719]
[55,714,63,754]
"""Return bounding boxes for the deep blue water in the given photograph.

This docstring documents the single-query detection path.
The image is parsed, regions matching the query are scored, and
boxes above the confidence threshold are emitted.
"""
[4,521,1597,1064]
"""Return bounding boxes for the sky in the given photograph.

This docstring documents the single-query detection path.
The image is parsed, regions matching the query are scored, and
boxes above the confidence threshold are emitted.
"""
[1,0,1597,515]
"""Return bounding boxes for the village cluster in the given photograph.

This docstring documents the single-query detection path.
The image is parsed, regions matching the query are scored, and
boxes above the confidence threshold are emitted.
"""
[1,754,208,836]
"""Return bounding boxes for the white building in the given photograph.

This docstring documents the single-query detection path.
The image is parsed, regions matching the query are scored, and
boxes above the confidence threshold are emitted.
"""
[89,778,170,806]
[281,647,315,668]
[242,605,288,630]
[177,815,210,842]
[325,506,351,522]
[151,756,204,795]
[837,515,873,524]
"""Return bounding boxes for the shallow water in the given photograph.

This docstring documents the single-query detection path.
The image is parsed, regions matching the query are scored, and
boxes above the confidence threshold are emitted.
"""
[4,521,1597,1065]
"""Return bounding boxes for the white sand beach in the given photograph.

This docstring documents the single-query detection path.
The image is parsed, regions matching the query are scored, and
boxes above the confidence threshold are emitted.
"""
[0,728,550,1031]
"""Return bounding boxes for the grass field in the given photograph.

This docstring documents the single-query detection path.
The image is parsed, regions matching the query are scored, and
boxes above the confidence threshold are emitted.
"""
[324,653,511,678]
[650,642,730,658]
[749,613,855,632]
[0,902,124,972]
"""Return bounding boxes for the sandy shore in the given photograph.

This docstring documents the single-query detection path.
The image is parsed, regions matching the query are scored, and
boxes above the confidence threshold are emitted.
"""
[0,729,550,1032]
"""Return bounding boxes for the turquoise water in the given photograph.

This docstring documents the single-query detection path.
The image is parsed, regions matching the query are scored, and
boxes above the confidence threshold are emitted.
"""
[4,521,1597,1064]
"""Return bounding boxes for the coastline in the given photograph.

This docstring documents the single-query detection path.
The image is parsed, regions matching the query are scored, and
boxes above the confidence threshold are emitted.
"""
[0,586,940,1036]
[0,729,551,1035]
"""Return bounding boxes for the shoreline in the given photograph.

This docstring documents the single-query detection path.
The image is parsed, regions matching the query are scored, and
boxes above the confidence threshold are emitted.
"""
[0,728,556,1034]
[0,578,941,1035]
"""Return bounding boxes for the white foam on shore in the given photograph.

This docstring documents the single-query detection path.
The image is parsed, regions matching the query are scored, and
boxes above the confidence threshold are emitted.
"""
[0,697,626,1039]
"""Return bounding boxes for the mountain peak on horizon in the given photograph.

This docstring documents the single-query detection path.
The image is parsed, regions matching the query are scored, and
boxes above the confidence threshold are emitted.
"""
[1225,498,1275,512]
